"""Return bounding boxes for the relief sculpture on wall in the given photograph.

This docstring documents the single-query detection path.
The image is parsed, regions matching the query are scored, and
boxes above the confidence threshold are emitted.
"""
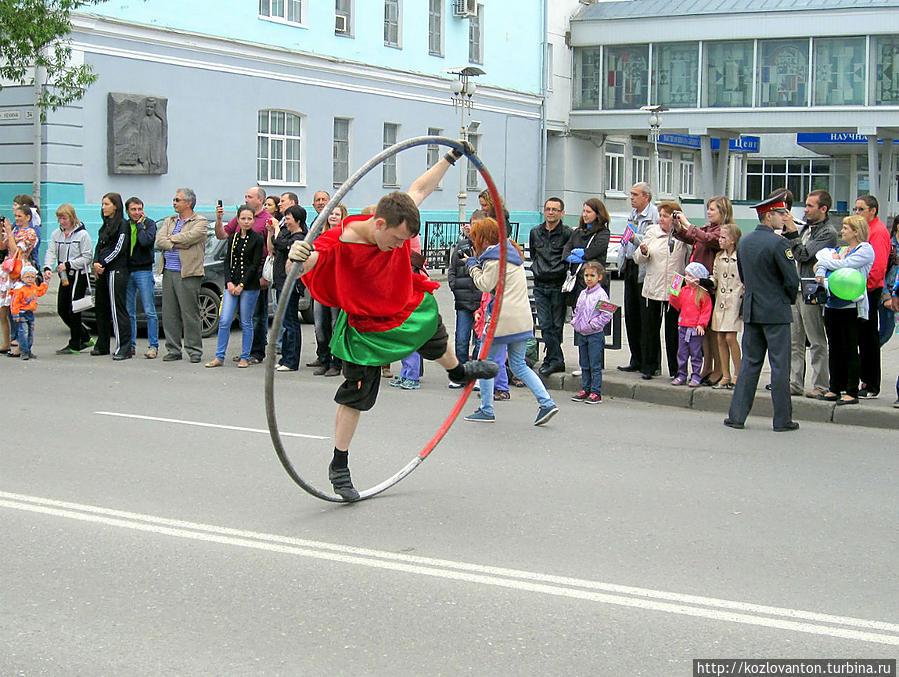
[107,93,168,175]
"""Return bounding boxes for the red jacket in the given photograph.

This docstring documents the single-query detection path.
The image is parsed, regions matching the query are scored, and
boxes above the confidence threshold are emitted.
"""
[866,217,890,290]
[10,281,48,317]
[669,284,713,328]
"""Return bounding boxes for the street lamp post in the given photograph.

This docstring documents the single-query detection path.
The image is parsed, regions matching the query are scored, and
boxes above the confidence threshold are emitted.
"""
[446,67,485,222]
[640,104,668,194]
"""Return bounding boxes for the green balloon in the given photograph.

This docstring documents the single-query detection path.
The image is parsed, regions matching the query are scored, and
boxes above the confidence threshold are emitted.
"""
[828,267,866,301]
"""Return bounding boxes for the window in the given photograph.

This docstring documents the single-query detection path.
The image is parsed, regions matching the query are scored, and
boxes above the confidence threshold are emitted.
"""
[758,39,809,107]
[335,0,353,36]
[259,0,303,24]
[745,158,831,201]
[658,150,673,196]
[679,153,695,197]
[428,0,443,57]
[632,144,649,185]
[604,45,648,110]
[573,47,601,110]
[605,142,625,193]
[427,127,442,187]
[333,118,350,187]
[384,0,400,48]
[872,35,899,104]
[383,123,399,187]
[703,41,753,107]
[466,134,480,190]
[258,110,302,184]
[814,37,865,105]
[469,4,483,65]
[652,42,699,108]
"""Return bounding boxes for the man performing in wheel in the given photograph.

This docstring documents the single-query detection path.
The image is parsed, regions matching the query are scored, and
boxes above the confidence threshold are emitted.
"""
[288,144,499,501]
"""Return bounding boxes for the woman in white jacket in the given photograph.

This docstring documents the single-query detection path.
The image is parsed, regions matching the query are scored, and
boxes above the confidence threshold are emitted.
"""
[631,201,690,380]
[464,217,559,426]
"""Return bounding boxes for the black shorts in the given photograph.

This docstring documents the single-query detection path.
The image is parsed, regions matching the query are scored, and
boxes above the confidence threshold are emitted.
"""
[334,315,449,411]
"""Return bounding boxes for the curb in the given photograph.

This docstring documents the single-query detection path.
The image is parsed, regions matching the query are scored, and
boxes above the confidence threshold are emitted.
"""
[540,372,897,432]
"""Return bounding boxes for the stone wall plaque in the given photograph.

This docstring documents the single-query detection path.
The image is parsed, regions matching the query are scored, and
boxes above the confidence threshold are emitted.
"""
[107,93,168,175]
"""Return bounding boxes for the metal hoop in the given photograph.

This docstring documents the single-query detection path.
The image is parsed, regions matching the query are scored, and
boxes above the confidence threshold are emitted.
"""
[265,136,507,502]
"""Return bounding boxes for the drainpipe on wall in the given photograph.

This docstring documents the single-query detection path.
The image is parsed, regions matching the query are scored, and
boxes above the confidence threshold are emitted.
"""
[32,56,46,206]
[538,0,548,207]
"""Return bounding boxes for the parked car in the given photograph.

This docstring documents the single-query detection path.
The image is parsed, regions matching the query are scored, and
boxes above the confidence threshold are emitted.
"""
[604,213,633,276]
[83,229,313,337]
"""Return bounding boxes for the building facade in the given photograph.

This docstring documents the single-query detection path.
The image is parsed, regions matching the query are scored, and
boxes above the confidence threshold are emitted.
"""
[551,0,899,220]
[0,1,547,235]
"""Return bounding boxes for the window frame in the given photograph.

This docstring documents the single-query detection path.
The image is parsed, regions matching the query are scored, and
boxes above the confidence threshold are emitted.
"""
[258,0,307,27]
[335,0,354,37]
[384,0,401,49]
[428,0,443,57]
[469,4,484,65]
[427,127,443,188]
[333,117,351,188]
[604,142,626,195]
[658,150,674,198]
[466,134,481,190]
[679,152,695,198]
[257,109,304,186]
[383,122,400,187]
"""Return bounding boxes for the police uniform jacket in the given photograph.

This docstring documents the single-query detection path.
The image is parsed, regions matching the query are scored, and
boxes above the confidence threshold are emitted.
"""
[736,224,800,324]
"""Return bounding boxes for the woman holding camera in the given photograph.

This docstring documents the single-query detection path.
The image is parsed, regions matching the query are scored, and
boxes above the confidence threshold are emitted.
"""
[672,195,731,385]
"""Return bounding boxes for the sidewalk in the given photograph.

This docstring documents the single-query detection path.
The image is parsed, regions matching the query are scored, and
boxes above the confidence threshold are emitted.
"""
[34,279,898,430]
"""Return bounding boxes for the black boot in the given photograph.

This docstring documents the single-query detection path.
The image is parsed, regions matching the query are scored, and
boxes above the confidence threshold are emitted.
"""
[329,463,360,501]
[460,359,500,382]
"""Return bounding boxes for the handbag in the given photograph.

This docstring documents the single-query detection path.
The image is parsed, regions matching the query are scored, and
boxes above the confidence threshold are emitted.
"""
[560,234,597,293]
[262,255,274,284]
[71,270,95,313]
[802,280,826,305]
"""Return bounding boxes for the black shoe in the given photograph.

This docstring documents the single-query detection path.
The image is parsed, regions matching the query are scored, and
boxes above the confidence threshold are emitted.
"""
[773,421,800,432]
[461,359,500,382]
[328,464,360,501]
[835,398,859,406]
[641,373,653,380]
[90,348,109,356]
[723,418,745,430]
[858,389,879,399]
[162,353,182,361]
[189,355,202,363]
[617,365,639,372]
[56,346,79,355]
[538,362,565,376]
[112,351,132,361]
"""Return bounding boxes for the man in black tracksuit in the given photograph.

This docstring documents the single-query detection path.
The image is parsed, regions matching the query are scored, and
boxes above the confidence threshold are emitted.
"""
[529,197,573,376]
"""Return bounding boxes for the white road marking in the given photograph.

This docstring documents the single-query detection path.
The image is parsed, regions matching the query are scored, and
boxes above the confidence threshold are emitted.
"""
[94,410,329,440]
[2,491,897,646]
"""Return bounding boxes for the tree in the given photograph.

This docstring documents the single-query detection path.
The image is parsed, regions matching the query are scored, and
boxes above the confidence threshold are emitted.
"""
[0,0,105,114]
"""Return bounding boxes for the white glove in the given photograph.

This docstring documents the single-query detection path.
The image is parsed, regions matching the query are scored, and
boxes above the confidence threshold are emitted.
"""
[288,240,313,262]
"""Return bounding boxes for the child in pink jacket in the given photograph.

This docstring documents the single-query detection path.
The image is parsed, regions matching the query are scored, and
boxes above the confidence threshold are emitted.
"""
[669,262,713,387]
[570,261,613,403]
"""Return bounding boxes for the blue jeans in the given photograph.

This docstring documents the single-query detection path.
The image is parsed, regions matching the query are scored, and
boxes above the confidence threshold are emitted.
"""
[126,269,159,349]
[276,286,302,370]
[478,339,555,416]
[533,283,566,368]
[454,309,479,364]
[400,351,421,381]
[216,288,260,361]
[577,331,605,394]
[15,310,34,354]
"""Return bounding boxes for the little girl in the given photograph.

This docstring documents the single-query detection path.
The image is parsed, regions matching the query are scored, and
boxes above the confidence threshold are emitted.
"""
[669,262,713,387]
[711,224,743,389]
[570,261,613,403]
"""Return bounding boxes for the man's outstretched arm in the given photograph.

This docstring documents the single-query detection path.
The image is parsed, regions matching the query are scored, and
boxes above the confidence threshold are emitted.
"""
[407,142,470,206]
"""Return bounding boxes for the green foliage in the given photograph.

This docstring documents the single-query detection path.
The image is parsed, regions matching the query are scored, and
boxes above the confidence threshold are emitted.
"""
[0,0,105,113]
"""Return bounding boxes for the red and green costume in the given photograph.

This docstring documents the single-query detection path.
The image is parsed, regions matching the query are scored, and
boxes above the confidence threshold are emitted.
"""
[303,217,441,366]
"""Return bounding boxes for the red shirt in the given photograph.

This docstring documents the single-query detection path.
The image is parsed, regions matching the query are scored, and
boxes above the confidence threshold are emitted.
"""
[866,217,890,290]
[302,216,438,333]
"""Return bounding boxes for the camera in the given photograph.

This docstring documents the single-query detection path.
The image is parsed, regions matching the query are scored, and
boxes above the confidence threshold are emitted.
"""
[217,199,223,207]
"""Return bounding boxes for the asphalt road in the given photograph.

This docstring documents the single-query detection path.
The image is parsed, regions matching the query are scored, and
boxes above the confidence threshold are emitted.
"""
[2,319,897,675]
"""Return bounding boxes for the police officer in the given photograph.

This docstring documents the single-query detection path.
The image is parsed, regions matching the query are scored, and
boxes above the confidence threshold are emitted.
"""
[724,192,801,432]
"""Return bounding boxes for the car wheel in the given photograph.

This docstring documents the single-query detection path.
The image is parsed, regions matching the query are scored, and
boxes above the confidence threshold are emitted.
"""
[198,287,221,338]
